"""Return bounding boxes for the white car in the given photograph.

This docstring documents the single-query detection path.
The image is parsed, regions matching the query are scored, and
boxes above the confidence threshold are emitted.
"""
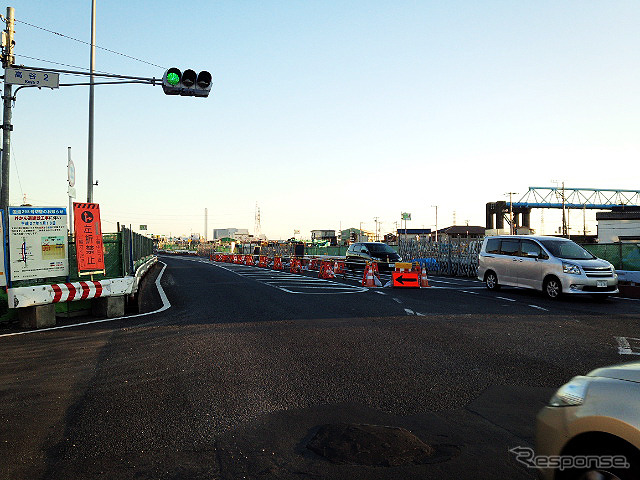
[477,235,618,299]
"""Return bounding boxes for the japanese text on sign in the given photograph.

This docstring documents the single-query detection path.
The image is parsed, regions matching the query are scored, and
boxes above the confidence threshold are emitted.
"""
[8,206,68,281]
[73,203,105,273]
[4,68,60,88]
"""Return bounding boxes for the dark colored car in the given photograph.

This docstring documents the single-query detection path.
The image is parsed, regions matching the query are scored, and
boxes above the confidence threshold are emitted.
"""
[345,242,401,272]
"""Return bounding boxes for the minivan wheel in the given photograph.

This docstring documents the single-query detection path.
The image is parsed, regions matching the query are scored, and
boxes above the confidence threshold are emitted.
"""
[485,271,500,291]
[544,277,562,299]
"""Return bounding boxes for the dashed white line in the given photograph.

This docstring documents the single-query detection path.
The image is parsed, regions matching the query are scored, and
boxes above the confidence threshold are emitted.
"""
[393,298,402,304]
[404,308,414,315]
[615,336,640,355]
[496,296,516,302]
[374,291,386,295]
[528,304,549,311]
[461,290,479,295]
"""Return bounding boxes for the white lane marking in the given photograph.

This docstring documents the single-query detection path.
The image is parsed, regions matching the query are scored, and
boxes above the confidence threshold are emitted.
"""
[430,276,478,283]
[461,291,479,295]
[393,298,402,304]
[0,262,171,339]
[416,312,425,316]
[612,297,640,302]
[404,308,414,315]
[528,304,549,311]
[214,263,368,294]
[496,296,517,302]
[374,291,386,295]
[615,336,640,355]
[273,285,364,290]
[278,287,368,295]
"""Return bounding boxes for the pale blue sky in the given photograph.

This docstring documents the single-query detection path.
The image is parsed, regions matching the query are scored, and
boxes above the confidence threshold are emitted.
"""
[6,1,640,238]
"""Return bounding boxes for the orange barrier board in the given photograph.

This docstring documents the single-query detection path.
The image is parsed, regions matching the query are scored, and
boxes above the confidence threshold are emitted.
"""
[392,271,420,288]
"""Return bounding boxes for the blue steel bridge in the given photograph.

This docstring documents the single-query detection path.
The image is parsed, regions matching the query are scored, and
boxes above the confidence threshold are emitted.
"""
[486,187,640,230]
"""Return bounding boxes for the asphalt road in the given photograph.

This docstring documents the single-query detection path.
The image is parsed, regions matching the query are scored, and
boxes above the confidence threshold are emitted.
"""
[2,255,640,480]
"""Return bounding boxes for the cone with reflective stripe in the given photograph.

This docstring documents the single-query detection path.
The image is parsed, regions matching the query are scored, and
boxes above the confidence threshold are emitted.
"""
[362,262,382,287]
[319,261,336,279]
[290,257,301,273]
[420,265,430,287]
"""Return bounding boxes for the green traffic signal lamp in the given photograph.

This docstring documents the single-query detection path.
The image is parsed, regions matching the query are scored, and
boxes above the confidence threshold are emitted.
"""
[166,71,180,86]
[162,67,182,95]
[162,67,212,97]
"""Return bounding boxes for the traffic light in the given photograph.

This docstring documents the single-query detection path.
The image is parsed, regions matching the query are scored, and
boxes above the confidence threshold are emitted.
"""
[162,68,212,97]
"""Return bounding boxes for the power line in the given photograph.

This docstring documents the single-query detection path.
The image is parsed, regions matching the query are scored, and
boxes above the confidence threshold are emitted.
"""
[14,54,116,76]
[13,17,166,70]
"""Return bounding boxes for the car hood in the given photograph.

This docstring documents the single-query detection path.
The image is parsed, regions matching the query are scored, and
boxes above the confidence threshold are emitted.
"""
[566,258,612,269]
[588,362,640,383]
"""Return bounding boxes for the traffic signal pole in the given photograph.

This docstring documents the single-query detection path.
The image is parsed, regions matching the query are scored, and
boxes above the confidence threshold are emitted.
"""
[1,6,15,211]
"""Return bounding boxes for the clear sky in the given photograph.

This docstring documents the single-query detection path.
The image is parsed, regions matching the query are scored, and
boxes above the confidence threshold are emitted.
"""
[5,1,640,239]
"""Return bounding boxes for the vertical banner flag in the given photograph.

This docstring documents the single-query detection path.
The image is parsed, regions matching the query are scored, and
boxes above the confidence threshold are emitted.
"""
[73,202,105,273]
[8,206,68,281]
[0,210,7,286]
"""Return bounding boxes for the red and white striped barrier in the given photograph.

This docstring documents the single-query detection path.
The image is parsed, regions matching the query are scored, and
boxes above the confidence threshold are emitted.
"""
[9,277,136,309]
[51,281,104,303]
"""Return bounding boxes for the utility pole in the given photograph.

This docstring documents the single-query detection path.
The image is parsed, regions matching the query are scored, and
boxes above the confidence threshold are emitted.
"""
[373,217,379,241]
[506,192,518,235]
[431,205,438,242]
[87,0,96,203]
[204,207,208,241]
[1,6,15,211]
[561,182,567,237]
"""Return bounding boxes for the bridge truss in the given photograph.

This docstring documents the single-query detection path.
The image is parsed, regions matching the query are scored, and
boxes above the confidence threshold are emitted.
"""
[512,187,640,209]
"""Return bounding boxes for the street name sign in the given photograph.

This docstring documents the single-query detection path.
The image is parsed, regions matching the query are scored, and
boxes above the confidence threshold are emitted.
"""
[5,68,60,89]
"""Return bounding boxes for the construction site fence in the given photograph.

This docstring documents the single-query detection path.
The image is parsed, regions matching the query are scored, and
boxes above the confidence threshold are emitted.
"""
[582,243,640,271]
[399,238,483,278]
[10,229,154,289]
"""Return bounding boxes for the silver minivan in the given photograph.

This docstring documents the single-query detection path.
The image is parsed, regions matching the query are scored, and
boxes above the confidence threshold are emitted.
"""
[477,235,618,299]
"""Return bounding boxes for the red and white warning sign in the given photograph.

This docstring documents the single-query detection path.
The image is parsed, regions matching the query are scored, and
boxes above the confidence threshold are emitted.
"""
[73,202,105,273]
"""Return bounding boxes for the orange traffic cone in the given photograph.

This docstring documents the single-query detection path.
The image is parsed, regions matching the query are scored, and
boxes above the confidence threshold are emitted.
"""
[319,261,336,279]
[290,258,301,273]
[362,262,382,287]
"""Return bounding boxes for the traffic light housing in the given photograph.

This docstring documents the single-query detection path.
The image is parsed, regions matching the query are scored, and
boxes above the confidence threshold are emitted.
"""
[162,68,212,97]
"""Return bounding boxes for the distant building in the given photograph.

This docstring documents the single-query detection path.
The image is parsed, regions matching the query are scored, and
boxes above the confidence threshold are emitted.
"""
[213,228,250,240]
[340,228,375,244]
[436,225,485,241]
[396,228,431,242]
[597,210,640,243]
[311,230,337,245]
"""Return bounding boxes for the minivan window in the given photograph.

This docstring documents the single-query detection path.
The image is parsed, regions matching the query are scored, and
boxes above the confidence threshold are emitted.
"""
[539,239,595,260]
[520,240,542,258]
[367,243,396,254]
[500,239,519,256]
[485,238,500,254]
